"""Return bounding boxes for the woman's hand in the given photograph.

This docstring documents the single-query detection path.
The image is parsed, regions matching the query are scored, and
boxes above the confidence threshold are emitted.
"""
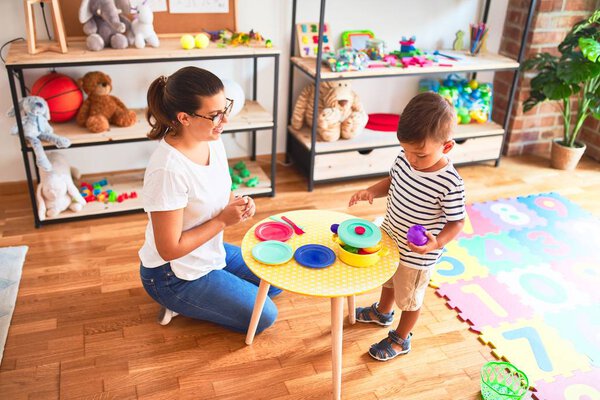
[217,196,248,227]
[407,231,439,254]
[348,189,374,207]
[241,196,256,220]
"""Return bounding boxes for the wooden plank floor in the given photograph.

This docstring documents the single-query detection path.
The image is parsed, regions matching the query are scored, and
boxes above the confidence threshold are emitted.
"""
[0,155,599,400]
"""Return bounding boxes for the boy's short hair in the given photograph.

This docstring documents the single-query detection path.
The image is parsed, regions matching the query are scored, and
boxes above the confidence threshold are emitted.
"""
[397,92,456,144]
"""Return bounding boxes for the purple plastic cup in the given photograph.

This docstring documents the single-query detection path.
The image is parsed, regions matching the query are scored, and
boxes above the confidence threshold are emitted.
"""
[407,225,428,246]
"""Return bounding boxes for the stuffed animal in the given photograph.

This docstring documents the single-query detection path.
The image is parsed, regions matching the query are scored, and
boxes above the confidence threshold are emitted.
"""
[7,96,71,172]
[76,71,137,133]
[130,0,159,48]
[291,81,368,142]
[79,0,134,51]
[36,153,86,220]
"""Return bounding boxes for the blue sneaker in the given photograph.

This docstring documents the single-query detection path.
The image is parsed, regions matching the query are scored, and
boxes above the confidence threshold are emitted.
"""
[368,331,412,361]
[355,302,394,326]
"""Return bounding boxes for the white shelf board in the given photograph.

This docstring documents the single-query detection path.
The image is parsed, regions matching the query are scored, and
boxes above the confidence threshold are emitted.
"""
[291,50,519,80]
[6,38,279,67]
[289,120,505,153]
[41,159,272,221]
[44,101,273,148]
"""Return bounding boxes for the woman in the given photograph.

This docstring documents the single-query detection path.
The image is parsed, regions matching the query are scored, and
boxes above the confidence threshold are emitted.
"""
[139,66,280,333]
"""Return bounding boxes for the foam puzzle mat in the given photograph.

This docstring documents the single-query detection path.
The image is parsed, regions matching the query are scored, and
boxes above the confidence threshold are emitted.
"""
[431,193,600,400]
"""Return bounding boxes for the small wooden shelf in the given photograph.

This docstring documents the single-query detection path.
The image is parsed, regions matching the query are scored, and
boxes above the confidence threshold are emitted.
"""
[291,51,519,80]
[41,101,273,149]
[41,160,272,221]
[5,38,279,67]
[289,120,505,153]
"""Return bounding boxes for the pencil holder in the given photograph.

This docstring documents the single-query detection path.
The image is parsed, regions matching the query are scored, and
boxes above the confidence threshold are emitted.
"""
[469,23,488,56]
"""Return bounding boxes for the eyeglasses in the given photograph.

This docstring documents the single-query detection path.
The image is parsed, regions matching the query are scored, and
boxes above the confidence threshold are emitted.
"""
[189,98,234,127]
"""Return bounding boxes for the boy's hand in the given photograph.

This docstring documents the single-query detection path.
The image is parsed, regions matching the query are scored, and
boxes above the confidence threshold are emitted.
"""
[407,231,439,254]
[348,190,374,207]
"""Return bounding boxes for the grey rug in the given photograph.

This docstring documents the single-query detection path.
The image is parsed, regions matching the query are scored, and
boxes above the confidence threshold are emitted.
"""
[0,246,28,365]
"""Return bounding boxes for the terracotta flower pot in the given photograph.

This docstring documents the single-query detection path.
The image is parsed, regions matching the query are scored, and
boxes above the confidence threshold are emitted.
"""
[550,139,586,170]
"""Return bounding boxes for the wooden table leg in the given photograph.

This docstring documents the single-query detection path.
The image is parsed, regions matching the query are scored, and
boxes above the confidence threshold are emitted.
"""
[331,297,344,400]
[245,279,271,345]
[347,295,355,325]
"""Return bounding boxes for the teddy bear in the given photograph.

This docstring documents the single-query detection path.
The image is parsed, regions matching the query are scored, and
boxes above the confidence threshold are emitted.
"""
[76,71,137,133]
[36,153,86,220]
[291,81,368,142]
[7,96,71,172]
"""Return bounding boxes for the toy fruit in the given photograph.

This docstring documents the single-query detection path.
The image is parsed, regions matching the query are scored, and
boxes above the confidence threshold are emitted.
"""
[194,33,210,49]
[330,223,339,234]
[407,225,428,246]
[180,34,195,49]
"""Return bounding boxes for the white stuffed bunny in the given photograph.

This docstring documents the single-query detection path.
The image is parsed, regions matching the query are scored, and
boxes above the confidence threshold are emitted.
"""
[130,0,159,48]
[36,153,86,220]
[7,96,71,172]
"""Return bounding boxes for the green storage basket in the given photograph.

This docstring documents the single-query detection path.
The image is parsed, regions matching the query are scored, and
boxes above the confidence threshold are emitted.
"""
[480,361,529,400]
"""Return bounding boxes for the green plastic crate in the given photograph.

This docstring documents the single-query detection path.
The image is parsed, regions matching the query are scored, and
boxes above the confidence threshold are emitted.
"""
[480,361,529,400]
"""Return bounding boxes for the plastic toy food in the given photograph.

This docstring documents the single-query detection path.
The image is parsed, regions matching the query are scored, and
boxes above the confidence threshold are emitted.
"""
[407,225,428,246]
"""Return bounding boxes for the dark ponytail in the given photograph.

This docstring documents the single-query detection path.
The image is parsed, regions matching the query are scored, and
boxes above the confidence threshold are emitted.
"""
[146,67,225,140]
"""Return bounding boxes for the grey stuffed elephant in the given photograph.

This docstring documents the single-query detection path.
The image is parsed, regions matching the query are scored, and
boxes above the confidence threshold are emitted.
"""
[79,0,133,51]
[7,96,71,172]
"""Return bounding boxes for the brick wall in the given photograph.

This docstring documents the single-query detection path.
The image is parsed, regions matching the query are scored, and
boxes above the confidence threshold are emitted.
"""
[492,0,600,158]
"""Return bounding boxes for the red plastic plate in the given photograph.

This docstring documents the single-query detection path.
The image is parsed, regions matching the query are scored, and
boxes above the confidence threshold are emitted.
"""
[254,221,294,242]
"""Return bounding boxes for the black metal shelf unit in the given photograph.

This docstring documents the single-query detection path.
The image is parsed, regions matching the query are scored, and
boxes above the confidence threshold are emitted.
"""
[6,41,280,227]
[285,0,537,191]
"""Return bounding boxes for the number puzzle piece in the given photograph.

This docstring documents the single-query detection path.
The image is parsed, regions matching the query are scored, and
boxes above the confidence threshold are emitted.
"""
[429,240,488,288]
[459,233,543,275]
[479,318,591,383]
[544,306,600,367]
[436,276,535,332]
[473,198,546,232]
[532,366,600,400]
[517,192,590,221]
[496,264,590,315]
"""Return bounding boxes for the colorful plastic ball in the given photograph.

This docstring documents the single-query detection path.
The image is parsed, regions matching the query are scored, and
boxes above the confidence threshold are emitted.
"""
[180,34,195,49]
[355,226,366,235]
[330,224,339,234]
[469,80,479,90]
[194,33,210,49]
[31,73,83,122]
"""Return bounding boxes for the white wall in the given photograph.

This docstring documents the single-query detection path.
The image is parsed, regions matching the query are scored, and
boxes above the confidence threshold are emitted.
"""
[0,0,507,183]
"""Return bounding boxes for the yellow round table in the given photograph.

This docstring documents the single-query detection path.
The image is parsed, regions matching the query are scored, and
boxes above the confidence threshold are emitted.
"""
[242,210,399,400]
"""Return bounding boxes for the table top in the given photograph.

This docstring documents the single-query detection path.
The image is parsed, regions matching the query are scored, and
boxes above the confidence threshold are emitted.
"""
[241,210,399,298]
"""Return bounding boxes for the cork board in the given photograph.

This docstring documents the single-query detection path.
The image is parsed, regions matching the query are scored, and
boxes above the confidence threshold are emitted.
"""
[59,0,237,39]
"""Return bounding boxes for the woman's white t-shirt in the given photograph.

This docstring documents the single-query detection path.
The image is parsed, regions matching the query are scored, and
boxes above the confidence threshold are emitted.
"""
[138,139,231,280]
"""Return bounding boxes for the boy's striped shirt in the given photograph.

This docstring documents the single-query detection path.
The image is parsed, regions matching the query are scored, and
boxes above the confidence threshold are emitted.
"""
[381,149,466,270]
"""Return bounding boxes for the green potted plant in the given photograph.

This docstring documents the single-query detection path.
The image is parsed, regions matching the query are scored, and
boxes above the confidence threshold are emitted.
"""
[522,10,600,170]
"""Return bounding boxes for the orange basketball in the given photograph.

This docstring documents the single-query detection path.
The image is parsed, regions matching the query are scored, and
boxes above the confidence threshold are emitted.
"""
[31,73,83,123]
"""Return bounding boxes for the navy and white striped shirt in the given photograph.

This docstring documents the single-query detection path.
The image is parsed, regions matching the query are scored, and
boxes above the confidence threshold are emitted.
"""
[381,148,466,270]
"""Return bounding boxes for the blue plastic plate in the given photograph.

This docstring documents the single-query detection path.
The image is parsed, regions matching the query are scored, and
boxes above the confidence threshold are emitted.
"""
[294,244,336,269]
[251,241,294,265]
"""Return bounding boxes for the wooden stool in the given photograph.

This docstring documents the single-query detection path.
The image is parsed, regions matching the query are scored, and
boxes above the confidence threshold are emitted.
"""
[24,0,68,55]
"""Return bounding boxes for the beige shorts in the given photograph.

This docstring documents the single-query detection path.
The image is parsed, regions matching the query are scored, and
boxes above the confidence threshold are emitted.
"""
[383,263,432,311]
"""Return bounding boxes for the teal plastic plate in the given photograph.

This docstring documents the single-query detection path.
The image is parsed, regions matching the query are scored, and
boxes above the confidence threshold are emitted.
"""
[338,218,382,249]
[251,240,294,265]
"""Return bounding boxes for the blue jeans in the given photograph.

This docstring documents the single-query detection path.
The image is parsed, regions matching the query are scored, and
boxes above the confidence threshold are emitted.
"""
[140,243,281,334]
